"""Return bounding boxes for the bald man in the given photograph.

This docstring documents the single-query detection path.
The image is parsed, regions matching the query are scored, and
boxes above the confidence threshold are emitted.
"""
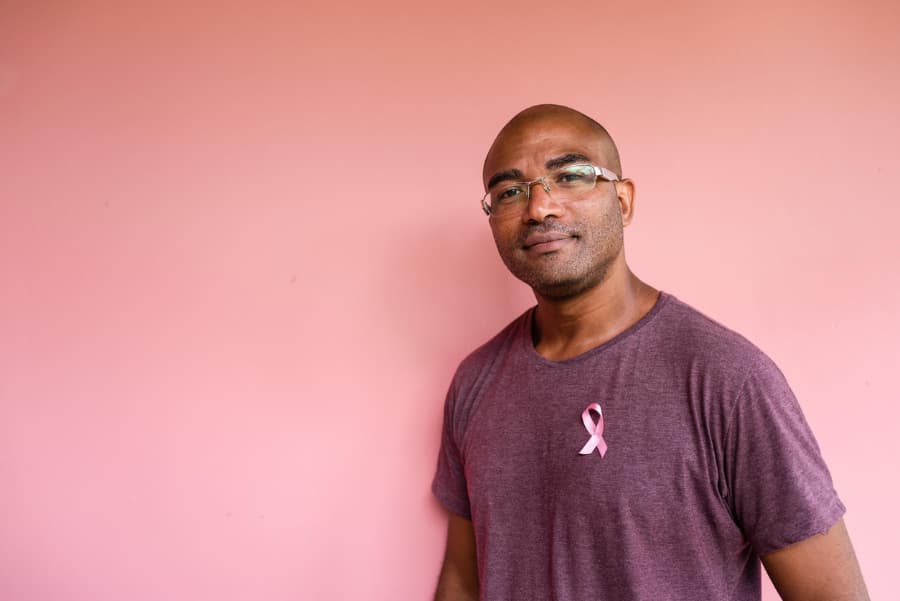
[431,105,869,600]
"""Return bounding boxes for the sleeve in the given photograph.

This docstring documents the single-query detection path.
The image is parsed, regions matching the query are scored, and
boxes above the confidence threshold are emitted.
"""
[723,356,846,556]
[431,380,472,519]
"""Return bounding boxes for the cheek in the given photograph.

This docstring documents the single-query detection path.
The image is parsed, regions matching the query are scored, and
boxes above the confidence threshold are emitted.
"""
[489,220,518,248]
[574,197,622,230]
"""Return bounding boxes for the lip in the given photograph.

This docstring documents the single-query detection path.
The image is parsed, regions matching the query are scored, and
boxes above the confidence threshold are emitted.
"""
[522,232,575,253]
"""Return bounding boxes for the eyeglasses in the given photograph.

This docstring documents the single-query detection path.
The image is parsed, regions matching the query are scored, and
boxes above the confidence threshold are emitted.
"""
[481,164,619,218]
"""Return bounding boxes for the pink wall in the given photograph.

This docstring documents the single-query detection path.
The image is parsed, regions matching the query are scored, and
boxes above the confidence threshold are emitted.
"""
[2,1,897,599]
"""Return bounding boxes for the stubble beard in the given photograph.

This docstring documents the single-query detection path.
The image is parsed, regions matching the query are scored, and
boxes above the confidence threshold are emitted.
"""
[496,209,625,301]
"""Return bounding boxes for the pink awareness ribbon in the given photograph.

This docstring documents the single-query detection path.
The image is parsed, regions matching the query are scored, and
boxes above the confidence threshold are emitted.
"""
[579,402,608,458]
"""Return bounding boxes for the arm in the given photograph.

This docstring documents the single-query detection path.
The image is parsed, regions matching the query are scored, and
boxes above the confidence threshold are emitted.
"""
[761,517,869,601]
[433,513,479,601]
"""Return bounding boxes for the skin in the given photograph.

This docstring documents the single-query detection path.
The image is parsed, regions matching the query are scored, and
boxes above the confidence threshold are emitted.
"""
[434,514,478,601]
[434,104,870,601]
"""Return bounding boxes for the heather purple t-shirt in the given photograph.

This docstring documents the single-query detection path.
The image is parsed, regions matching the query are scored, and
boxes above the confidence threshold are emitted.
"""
[432,293,844,601]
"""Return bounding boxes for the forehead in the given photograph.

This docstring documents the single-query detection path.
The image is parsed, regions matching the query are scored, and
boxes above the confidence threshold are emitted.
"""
[483,115,605,182]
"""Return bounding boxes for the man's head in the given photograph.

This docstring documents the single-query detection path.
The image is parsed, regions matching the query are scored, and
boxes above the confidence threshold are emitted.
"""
[482,104,635,300]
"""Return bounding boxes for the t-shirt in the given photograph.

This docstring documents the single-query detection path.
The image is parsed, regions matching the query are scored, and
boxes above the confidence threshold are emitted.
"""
[432,292,845,601]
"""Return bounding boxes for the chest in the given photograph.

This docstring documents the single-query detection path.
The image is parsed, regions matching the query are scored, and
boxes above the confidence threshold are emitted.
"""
[459,364,725,524]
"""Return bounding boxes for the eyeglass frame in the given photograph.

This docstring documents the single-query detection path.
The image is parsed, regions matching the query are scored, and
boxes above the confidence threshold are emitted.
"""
[481,164,620,216]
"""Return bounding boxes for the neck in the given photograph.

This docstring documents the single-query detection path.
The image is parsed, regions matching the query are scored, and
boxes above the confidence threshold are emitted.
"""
[532,263,659,361]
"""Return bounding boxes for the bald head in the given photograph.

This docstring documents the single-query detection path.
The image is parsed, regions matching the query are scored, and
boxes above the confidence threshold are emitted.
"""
[483,104,623,184]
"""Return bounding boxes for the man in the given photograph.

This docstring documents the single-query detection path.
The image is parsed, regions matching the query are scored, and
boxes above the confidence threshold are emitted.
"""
[431,104,869,600]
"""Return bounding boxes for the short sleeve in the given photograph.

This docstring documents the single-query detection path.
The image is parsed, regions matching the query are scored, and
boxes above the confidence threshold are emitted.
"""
[431,381,472,519]
[724,356,845,556]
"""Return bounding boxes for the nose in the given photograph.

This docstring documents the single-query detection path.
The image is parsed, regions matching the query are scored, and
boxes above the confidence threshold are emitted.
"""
[523,178,564,223]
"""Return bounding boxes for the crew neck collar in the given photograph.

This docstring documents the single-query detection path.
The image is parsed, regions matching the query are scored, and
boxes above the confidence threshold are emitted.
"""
[522,290,670,367]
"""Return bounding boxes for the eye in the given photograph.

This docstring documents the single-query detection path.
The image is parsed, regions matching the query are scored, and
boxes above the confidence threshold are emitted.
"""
[554,166,594,187]
[494,185,524,203]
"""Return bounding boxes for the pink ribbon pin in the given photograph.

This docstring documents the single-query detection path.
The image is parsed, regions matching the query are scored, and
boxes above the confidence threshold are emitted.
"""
[579,403,608,458]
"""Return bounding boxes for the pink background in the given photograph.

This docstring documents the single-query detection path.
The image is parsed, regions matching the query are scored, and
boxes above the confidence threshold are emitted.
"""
[2,1,898,599]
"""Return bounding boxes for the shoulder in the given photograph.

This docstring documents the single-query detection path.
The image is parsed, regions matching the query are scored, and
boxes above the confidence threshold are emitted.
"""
[452,308,531,385]
[656,293,775,369]
[439,309,531,431]
[639,293,785,395]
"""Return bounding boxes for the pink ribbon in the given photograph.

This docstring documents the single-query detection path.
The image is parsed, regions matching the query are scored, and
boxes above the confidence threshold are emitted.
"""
[579,402,608,458]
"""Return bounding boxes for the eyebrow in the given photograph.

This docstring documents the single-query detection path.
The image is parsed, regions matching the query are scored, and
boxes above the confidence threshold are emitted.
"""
[487,168,524,191]
[545,153,592,170]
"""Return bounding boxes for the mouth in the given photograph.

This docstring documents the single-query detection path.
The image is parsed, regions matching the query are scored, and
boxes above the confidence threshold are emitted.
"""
[522,232,576,253]
[522,231,573,249]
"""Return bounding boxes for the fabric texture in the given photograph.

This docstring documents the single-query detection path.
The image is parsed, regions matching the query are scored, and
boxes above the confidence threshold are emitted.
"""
[432,292,845,601]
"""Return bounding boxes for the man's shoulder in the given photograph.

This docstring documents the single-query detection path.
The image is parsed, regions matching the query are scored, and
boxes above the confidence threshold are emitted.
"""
[457,308,530,370]
[640,293,791,405]
[655,293,774,370]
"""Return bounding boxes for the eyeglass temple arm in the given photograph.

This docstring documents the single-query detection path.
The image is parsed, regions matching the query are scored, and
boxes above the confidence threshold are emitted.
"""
[594,165,620,182]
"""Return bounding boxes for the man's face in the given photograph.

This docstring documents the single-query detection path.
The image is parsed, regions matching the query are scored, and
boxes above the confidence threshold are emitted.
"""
[483,114,631,300]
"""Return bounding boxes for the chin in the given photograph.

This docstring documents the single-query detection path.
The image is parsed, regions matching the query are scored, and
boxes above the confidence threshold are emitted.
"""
[516,272,594,299]
[533,280,597,300]
[514,262,612,300]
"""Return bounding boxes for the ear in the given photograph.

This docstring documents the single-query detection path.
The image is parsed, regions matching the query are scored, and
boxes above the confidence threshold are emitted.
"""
[615,179,636,226]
